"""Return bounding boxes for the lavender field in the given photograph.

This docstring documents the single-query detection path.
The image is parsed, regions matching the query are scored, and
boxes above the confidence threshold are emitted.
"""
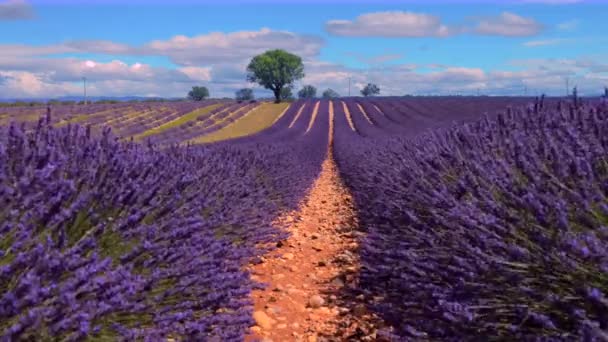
[1,94,607,341]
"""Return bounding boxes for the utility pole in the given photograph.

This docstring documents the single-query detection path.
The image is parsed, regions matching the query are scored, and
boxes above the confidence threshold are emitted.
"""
[83,77,87,105]
[565,77,569,97]
[348,77,351,97]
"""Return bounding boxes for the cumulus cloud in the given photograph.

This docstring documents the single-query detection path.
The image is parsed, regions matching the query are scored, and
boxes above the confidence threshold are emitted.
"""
[0,27,326,98]
[0,0,33,20]
[326,11,544,38]
[301,57,608,97]
[474,12,543,37]
[325,11,454,37]
[64,40,133,54]
[178,67,212,82]
[0,23,604,98]
[2,56,607,98]
[142,28,324,66]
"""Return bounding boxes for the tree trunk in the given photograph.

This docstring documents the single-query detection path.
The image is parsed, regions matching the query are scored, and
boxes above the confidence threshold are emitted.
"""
[273,89,281,103]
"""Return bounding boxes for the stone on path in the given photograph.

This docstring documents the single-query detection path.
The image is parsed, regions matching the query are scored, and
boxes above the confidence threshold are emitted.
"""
[309,295,325,308]
[253,311,274,330]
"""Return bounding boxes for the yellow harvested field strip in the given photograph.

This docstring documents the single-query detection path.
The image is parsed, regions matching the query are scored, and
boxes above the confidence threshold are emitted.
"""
[288,103,307,128]
[270,103,291,126]
[341,101,357,132]
[304,101,320,134]
[104,109,155,126]
[373,104,385,116]
[209,104,256,126]
[1,112,43,123]
[193,102,289,144]
[133,107,185,131]
[356,103,374,124]
[135,104,221,140]
[56,108,121,126]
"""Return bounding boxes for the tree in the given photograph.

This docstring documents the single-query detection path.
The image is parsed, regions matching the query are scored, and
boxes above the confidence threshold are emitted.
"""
[281,86,294,101]
[361,83,380,97]
[322,88,340,99]
[188,86,209,101]
[246,49,304,103]
[235,88,254,102]
[298,85,317,99]
[604,86,608,98]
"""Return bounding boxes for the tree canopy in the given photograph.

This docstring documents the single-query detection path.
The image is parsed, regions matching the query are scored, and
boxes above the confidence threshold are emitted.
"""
[235,88,254,102]
[246,49,304,103]
[361,83,380,97]
[298,85,317,99]
[322,88,340,99]
[281,86,294,101]
[188,86,209,101]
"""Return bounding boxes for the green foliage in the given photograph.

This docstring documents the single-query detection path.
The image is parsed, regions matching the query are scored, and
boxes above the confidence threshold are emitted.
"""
[246,49,304,103]
[235,88,254,102]
[187,86,210,101]
[322,88,339,99]
[297,85,317,99]
[0,101,44,107]
[281,86,294,101]
[361,83,380,97]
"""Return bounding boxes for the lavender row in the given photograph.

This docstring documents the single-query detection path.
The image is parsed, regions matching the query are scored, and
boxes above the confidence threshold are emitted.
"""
[0,104,327,340]
[333,98,608,340]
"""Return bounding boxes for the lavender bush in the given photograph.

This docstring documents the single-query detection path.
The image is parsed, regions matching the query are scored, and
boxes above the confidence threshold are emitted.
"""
[334,99,608,340]
[0,106,326,340]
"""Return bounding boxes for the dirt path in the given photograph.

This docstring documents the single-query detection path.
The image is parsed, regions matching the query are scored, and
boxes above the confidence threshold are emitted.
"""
[246,102,383,342]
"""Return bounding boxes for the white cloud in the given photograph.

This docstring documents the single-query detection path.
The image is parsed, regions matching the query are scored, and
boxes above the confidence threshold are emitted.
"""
[326,11,544,38]
[2,56,607,98]
[0,71,80,97]
[142,28,324,66]
[325,11,454,37]
[523,38,568,47]
[1,28,324,68]
[0,24,605,98]
[474,12,543,37]
[64,40,133,54]
[557,19,579,31]
[0,28,326,98]
[0,0,33,20]
[178,66,212,81]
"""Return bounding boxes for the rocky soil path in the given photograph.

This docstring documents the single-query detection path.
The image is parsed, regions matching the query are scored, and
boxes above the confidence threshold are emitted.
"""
[246,102,386,342]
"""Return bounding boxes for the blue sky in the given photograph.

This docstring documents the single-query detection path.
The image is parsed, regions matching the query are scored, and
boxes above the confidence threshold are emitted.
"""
[1,0,607,98]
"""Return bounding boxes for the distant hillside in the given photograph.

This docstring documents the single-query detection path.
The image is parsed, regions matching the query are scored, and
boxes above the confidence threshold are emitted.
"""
[0,96,186,103]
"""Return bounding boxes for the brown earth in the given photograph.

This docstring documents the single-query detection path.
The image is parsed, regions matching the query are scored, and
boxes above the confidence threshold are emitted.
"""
[245,102,388,342]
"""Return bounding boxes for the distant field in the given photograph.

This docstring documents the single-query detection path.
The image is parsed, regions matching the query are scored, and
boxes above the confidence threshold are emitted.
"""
[0,100,290,144]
